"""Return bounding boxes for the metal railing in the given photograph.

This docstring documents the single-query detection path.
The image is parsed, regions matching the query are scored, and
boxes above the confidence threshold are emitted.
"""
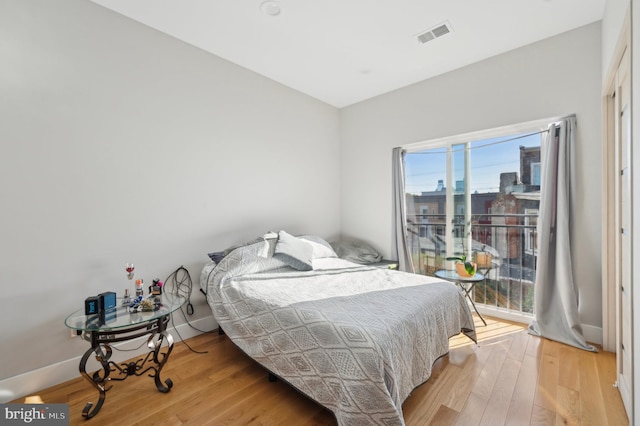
[406,213,538,315]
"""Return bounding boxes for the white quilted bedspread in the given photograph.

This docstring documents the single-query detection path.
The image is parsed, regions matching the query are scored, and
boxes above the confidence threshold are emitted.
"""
[205,240,476,426]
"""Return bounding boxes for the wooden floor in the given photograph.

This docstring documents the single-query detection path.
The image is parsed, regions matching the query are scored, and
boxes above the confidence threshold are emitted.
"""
[15,315,628,425]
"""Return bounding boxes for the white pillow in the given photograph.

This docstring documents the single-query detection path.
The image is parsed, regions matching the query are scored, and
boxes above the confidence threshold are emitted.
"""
[274,230,313,271]
[299,235,338,259]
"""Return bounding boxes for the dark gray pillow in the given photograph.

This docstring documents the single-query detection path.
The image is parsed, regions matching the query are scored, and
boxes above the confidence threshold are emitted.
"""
[274,230,313,271]
[207,251,225,263]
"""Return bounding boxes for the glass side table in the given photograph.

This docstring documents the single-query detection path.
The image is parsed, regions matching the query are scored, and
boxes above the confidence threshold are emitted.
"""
[64,294,185,419]
[434,269,487,326]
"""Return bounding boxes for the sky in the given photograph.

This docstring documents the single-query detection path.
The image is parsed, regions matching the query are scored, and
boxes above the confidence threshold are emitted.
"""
[405,132,542,194]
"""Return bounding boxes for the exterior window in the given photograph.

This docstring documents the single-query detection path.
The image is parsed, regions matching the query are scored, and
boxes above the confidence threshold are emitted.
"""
[531,162,541,186]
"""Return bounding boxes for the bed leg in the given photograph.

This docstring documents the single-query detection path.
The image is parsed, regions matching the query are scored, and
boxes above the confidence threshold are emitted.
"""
[268,372,277,382]
[218,326,225,336]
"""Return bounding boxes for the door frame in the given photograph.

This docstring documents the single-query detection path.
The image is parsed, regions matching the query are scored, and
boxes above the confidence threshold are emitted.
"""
[602,1,631,352]
[601,6,632,421]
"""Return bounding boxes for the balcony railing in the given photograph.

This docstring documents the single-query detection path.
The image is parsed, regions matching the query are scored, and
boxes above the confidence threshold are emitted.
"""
[406,213,538,315]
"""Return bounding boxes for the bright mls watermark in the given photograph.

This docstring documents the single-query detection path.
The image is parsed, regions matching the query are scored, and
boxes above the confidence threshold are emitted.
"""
[1,404,68,425]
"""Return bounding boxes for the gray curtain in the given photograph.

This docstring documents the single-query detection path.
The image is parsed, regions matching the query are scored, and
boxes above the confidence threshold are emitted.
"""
[528,117,596,351]
[392,148,415,273]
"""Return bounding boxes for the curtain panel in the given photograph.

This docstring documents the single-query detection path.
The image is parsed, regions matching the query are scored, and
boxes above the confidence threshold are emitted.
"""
[392,148,415,273]
[528,116,595,352]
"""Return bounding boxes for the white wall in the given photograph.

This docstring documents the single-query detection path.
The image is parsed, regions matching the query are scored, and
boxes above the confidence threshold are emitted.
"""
[602,0,630,79]
[0,0,340,386]
[339,23,603,329]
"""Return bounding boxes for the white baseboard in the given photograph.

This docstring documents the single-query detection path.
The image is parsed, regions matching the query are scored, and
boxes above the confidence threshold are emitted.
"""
[476,306,603,346]
[476,305,535,325]
[0,315,217,404]
[582,323,603,346]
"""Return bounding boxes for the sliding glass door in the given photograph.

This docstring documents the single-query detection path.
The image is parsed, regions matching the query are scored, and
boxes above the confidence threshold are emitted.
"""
[404,131,542,315]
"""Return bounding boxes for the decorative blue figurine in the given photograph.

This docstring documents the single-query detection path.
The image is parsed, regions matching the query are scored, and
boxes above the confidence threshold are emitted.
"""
[129,295,144,309]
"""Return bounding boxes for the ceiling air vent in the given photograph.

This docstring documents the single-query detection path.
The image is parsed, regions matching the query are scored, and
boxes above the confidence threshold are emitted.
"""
[416,21,453,44]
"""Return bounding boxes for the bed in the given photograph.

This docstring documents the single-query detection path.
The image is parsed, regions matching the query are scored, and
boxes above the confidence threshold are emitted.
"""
[201,232,476,426]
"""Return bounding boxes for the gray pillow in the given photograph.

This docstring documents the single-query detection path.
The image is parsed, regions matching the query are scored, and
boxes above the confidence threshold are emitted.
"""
[210,232,277,262]
[223,236,264,256]
[330,240,382,264]
[274,230,313,271]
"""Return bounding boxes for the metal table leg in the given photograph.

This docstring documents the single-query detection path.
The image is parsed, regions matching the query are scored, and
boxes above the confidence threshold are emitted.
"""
[459,282,487,326]
[148,330,174,392]
[79,343,113,419]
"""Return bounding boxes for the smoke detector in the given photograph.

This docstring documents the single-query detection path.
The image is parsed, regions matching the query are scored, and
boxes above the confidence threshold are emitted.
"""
[416,21,453,44]
[260,1,281,16]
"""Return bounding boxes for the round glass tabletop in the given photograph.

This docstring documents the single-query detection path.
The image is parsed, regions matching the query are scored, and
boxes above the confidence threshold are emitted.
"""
[434,269,484,282]
[65,294,186,331]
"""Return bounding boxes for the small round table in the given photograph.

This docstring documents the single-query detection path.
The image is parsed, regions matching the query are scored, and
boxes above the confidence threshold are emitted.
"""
[434,269,487,326]
[64,294,185,419]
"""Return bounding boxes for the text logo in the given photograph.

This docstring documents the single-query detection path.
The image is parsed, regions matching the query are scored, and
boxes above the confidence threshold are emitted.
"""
[1,404,68,425]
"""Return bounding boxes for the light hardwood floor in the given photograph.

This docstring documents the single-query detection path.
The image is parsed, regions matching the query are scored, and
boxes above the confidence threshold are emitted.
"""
[15,315,628,425]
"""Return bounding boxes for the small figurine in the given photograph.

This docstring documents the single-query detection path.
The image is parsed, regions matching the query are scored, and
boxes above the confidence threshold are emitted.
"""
[129,295,144,310]
[149,278,163,295]
[121,288,131,306]
[125,263,135,280]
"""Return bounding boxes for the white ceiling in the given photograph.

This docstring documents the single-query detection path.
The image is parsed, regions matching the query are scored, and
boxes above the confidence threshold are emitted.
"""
[90,0,606,108]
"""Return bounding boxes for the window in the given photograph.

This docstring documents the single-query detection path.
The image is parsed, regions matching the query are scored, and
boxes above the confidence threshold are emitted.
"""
[531,162,541,186]
[402,120,551,315]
